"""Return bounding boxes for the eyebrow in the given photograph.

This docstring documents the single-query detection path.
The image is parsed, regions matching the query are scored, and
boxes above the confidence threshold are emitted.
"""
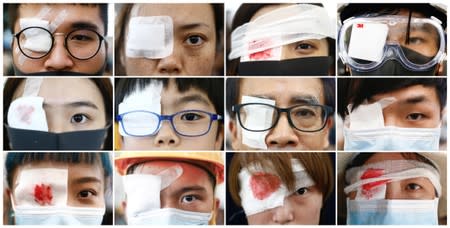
[72,176,102,185]
[70,21,100,32]
[399,95,429,105]
[175,94,211,107]
[178,23,211,31]
[43,101,99,110]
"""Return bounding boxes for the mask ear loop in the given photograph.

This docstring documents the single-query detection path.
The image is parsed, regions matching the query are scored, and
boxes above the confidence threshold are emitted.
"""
[405,9,413,45]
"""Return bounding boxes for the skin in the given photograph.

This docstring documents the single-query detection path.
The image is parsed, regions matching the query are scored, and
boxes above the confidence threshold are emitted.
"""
[12,4,106,74]
[248,4,329,60]
[347,153,436,200]
[9,161,105,208]
[121,79,223,150]
[229,78,332,150]
[122,161,218,219]
[124,4,217,75]
[247,186,323,225]
[368,85,442,128]
[11,78,107,133]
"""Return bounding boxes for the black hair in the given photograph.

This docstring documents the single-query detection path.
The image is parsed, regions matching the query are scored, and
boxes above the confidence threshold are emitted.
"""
[337,78,447,117]
[226,78,335,118]
[115,78,224,118]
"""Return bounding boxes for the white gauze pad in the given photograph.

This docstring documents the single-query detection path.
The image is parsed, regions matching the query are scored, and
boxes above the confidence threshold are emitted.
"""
[19,18,53,53]
[345,160,441,200]
[7,78,48,132]
[238,159,315,215]
[123,165,183,217]
[118,81,163,137]
[240,96,275,149]
[345,97,396,130]
[348,22,389,62]
[126,16,174,59]
[13,168,68,207]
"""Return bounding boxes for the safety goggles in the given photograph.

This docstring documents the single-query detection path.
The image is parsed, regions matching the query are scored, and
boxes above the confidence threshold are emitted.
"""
[338,16,446,72]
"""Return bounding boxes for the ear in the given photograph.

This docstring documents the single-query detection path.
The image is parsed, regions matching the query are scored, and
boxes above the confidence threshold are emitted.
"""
[214,124,224,150]
[322,117,334,149]
[436,63,444,76]
[229,120,240,150]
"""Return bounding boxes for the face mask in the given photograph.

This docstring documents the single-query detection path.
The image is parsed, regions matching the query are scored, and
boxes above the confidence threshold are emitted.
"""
[344,125,440,151]
[5,125,109,150]
[12,62,106,76]
[347,198,439,225]
[13,206,105,225]
[127,208,211,225]
[238,56,332,75]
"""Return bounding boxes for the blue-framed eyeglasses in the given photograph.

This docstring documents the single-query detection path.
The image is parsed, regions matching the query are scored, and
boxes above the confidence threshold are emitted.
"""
[117,110,223,137]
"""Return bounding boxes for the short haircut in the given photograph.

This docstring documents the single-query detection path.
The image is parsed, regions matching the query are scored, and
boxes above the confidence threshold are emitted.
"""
[115,78,224,118]
[228,152,334,207]
[337,78,447,117]
[6,3,108,35]
[226,78,335,118]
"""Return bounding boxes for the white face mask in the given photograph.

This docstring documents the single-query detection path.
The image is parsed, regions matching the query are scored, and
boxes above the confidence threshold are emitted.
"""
[127,207,211,225]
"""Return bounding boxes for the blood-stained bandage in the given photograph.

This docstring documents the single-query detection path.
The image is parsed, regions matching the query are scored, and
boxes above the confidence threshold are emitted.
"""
[7,78,48,132]
[345,160,441,200]
[238,159,315,215]
[240,96,275,149]
[229,4,335,61]
[123,165,183,218]
[118,81,163,137]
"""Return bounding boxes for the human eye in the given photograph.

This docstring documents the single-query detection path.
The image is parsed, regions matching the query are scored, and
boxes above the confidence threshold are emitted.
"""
[181,194,199,204]
[406,112,426,121]
[293,107,317,118]
[185,35,205,46]
[78,189,97,199]
[294,187,309,196]
[70,113,90,124]
[405,183,423,191]
[180,112,204,121]
[294,41,318,54]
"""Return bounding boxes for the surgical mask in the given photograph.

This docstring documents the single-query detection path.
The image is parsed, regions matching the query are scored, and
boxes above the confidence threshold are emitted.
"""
[13,205,105,225]
[347,198,439,225]
[127,208,211,225]
[238,56,332,76]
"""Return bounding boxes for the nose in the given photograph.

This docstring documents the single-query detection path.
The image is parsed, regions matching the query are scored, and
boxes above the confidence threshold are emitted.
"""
[46,116,70,133]
[153,121,180,148]
[43,36,74,71]
[385,182,402,199]
[266,114,299,148]
[156,48,183,75]
[383,112,397,127]
[272,199,294,224]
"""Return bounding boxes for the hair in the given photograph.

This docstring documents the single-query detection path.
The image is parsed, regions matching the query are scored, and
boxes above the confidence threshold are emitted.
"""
[226,78,335,118]
[3,78,113,150]
[227,3,336,75]
[228,152,334,207]
[114,3,224,75]
[6,3,108,35]
[337,78,447,118]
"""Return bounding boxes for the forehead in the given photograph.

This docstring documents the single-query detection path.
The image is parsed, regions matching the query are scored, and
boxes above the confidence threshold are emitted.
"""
[371,84,439,103]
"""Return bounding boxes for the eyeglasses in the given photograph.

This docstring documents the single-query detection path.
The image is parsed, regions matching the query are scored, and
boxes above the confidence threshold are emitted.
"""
[14,26,105,60]
[232,103,333,132]
[117,110,223,137]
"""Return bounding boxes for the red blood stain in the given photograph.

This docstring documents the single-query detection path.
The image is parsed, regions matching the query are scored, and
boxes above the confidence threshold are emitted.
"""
[360,168,390,199]
[249,49,273,60]
[34,184,53,206]
[357,23,364,28]
[248,39,275,60]
[17,105,35,125]
[250,172,281,200]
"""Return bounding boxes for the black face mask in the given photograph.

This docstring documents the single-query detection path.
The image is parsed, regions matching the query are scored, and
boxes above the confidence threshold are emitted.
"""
[351,47,437,76]
[12,61,106,76]
[237,56,333,76]
[5,125,109,150]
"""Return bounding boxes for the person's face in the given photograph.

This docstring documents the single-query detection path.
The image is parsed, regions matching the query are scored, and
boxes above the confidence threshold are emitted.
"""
[124,4,217,75]
[368,85,442,128]
[126,161,215,213]
[347,153,436,200]
[11,78,107,133]
[246,186,323,225]
[249,4,329,60]
[12,4,106,75]
[121,79,223,150]
[229,78,332,150]
[10,160,106,208]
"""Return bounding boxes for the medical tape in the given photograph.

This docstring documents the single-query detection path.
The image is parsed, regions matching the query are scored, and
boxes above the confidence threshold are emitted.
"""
[118,81,163,137]
[344,160,441,199]
[238,159,315,215]
[49,9,68,32]
[345,97,396,130]
[240,95,275,149]
[123,165,183,217]
[13,168,68,207]
[132,164,183,190]
[229,4,335,60]
[126,16,174,59]
[7,78,49,132]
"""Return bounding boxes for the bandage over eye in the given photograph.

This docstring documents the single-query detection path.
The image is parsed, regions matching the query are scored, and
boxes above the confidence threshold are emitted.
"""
[229,4,335,61]
[118,81,163,137]
[126,16,174,59]
[123,165,183,217]
[238,159,315,215]
[345,160,441,200]
[338,16,446,72]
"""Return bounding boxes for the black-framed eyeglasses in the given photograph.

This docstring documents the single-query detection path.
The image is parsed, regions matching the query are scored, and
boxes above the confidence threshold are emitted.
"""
[117,110,223,137]
[232,103,333,132]
[14,26,105,60]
